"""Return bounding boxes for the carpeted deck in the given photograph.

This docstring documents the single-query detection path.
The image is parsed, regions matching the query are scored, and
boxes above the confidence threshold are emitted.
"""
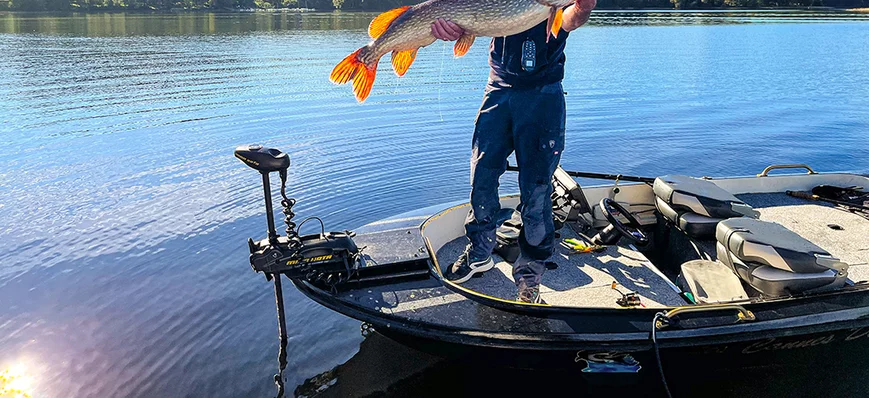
[435,228,686,309]
[738,193,869,282]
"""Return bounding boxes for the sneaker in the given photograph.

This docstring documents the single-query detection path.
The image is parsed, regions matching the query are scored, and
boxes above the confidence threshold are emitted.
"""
[517,285,544,304]
[445,246,494,284]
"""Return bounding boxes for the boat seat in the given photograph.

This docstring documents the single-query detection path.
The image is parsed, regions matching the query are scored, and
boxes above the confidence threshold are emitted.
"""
[716,218,849,296]
[654,175,758,239]
[679,260,749,304]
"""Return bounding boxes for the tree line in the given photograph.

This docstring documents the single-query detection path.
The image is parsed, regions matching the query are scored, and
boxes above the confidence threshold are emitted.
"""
[2,0,865,14]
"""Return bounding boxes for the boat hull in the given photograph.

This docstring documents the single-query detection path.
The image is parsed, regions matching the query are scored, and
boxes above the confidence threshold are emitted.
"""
[378,326,869,396]
[280,170,869,393]
[294,276,869,370]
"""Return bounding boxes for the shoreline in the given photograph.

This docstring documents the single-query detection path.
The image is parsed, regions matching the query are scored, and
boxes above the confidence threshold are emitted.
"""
[2,6,867,14]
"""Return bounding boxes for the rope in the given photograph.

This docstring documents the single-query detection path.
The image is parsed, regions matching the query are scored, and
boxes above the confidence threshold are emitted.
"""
[651,312,674,398]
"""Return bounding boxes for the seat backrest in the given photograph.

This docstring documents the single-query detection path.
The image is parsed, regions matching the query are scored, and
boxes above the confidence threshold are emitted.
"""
[654,175,758,219]
[716,218,848,275]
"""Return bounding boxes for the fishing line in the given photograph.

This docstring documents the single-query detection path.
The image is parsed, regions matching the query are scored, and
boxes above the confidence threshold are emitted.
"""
[437,40,446,122]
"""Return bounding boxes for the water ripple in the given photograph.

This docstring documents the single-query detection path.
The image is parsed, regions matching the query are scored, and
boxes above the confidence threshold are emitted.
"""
[0,11,868,397]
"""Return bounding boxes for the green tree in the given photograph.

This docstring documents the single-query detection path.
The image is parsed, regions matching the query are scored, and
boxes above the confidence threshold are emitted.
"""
[11,0,45,10]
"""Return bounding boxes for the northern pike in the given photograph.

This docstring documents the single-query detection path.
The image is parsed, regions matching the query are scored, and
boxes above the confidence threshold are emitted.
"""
[330,0,576,102]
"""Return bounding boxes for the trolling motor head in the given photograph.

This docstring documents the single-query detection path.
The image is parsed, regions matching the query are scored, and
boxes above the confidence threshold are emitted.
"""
[235,144,290,174]
[235,144,291,186]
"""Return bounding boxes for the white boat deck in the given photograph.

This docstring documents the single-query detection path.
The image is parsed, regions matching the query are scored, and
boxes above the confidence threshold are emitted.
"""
[435,228,686,309]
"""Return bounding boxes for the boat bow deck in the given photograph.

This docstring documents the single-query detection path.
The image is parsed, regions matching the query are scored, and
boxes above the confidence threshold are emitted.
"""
[435,230,686,309]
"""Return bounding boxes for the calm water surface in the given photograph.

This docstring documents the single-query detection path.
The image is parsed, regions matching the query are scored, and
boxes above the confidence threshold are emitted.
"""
[1,10,869,397]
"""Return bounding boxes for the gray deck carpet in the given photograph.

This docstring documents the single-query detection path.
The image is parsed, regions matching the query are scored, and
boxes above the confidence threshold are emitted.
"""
[435,228,685,309]
[739,193,869,282]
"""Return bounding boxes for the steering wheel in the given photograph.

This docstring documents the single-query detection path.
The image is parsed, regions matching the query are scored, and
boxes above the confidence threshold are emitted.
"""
[598,198,649,246]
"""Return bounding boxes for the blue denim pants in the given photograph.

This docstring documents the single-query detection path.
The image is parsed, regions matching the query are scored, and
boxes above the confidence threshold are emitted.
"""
[465,81,566,289]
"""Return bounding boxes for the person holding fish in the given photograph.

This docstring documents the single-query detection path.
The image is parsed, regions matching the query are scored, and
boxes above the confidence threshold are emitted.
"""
[330,0,596,303]
[437,0,597,304]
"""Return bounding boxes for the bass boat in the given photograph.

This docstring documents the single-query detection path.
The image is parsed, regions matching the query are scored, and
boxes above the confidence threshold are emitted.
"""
[233,145,869,396]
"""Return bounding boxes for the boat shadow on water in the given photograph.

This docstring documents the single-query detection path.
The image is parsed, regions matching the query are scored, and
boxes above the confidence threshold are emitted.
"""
[295,330,869,397]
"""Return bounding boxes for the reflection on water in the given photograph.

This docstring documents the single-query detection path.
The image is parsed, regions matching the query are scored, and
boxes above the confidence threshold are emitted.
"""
[2,10,869,36]
[296,331,869,397]
[0,10,868,397]
[0,364,33,398]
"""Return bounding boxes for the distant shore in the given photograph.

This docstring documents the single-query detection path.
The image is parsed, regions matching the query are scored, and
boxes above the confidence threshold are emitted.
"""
[3,7,868,13]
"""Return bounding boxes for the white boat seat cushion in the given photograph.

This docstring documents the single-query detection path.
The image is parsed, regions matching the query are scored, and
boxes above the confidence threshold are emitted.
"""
[654,175,758,238]
[716,218,849,296]
[679,260,749,304]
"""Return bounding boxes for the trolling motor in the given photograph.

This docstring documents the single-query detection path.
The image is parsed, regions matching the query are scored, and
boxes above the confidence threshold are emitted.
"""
[235,144,359,398]
[236,144,359,282]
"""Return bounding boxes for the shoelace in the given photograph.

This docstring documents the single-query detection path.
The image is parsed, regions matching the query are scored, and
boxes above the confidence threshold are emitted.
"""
[519,288,539,303]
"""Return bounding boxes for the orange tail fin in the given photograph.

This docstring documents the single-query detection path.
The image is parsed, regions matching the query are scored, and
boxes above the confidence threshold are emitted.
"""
[330,48,378,103]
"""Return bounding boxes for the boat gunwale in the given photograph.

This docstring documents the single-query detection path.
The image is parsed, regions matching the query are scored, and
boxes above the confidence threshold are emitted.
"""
[292,276,869,351]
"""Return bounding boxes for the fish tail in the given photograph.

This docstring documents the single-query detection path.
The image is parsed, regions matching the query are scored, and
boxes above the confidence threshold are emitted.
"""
[330,47,379,103]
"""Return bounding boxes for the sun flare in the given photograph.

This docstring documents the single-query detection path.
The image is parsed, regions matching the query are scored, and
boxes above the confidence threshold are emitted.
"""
[0,364,33,398]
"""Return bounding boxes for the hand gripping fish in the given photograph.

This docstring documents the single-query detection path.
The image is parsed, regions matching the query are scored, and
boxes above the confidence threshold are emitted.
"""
[330,0,576,102]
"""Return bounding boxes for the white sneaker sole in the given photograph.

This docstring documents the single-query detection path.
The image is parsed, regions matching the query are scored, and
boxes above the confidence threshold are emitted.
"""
[450,258,494,284]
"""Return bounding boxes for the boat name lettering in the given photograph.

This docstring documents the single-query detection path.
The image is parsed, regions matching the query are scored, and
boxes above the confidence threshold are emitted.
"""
[845,327,869,341]
[742,335,835,354]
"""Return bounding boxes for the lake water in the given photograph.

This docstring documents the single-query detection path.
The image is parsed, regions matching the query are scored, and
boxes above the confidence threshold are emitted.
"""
[1,9,869,397]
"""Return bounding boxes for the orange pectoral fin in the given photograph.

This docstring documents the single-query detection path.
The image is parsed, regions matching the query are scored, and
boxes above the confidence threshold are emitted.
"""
[551,8,564,39]
[545,7,564,43]
[454,33,475,57]
[391,49,418,77]
[369,6,411,39]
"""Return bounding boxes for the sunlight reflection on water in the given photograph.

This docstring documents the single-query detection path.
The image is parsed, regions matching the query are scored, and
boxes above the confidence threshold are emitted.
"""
[0,364,34,398]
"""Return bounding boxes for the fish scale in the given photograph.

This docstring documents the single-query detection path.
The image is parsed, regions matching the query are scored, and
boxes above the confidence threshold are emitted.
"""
[330,0,575,102]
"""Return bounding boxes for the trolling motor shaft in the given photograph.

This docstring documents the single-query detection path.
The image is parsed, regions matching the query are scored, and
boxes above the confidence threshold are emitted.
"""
[235,144,360,398]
